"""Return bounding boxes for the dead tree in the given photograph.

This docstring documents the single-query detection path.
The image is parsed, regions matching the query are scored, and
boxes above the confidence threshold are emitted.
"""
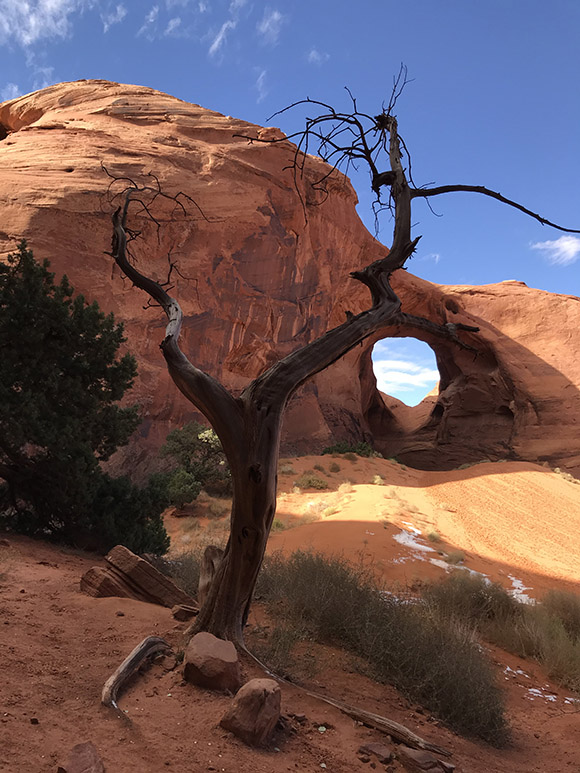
[109,73,579,644]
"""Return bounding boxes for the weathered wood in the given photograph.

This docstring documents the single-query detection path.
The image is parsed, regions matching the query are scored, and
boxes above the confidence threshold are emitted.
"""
[198,545,224,607]
[102,636,172,709]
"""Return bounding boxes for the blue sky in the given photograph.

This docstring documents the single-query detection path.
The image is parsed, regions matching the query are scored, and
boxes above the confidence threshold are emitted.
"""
[1,0,579,405]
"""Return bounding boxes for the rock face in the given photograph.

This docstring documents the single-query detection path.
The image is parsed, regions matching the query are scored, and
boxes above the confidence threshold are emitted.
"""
[220,678,281,747]
[1,80,579,475]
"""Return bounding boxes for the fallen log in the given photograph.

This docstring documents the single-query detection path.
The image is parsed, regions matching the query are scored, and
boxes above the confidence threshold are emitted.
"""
[102,636,172,709]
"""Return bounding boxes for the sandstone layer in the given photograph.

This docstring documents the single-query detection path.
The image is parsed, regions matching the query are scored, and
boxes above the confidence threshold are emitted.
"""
[0,80,578,474]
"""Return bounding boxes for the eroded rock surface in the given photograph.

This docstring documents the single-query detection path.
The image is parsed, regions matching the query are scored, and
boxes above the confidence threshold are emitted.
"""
[183,632,241,693]
[1,81,578,474]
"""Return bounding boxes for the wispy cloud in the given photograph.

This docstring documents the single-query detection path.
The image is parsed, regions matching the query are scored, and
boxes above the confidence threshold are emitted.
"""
[101,3,126,32]
[137,4,159,36]
[256,7,284,45]
[255,69,267,103]
[0,0,92,47]
[307,48,329,65]
[531,236,580,267]
[373,358,440,396]
[208,18,236,56]
[1,82,21,101]
[164,16,181,34]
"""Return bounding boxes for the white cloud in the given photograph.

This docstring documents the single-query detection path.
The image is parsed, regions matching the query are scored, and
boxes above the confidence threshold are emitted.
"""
[137,4,159,36]
[102,3,126,32]
[1,82,21,101]
[256,7,283,45]
[208,18,235,56]
[531,235,580,267]
[0,0,93,47]
[373,358,440,395]
[255,69,267,103]
[229,0,246,9]
[307,48,329,65]
[198,0,208,10]
[164,15,181,34]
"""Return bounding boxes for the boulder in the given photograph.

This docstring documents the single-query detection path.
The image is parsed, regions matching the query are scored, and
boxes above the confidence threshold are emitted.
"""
[80,545,195,608]
[220,678,281,747]
[57,741,105,773]
[183,632,241,693]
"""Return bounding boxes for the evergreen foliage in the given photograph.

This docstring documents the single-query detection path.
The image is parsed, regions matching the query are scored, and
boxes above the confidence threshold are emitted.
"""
[0,242,168,553]
[161,422,231,503]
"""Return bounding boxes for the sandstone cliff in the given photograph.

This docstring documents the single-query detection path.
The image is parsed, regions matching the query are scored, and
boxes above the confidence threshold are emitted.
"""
[1,81,578,475]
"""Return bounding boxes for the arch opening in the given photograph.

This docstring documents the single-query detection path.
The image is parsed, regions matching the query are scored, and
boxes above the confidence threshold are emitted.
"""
[371,337,440,408]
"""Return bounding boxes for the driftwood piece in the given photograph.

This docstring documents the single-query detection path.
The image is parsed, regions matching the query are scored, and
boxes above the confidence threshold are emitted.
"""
[242,647,449,757]
[102,636,172,709]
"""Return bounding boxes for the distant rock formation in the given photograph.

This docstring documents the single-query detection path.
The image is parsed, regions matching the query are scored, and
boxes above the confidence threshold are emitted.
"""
[1,81,578,474]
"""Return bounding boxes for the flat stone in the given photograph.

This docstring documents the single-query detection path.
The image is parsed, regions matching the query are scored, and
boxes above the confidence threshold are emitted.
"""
[171,604,199,621]
[398,746,448,772]
[60,741,105,773]
[358,742,393,764]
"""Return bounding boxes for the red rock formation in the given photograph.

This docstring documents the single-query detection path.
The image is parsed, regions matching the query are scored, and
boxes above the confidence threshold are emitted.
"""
[1,81,578,475]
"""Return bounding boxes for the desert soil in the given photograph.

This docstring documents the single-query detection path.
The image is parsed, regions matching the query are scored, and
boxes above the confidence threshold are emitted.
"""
[2,455,580,772]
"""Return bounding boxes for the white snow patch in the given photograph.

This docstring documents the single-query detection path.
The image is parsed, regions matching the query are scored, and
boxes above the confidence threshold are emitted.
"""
[402,521,422,535]
[526,687,557,702]
[393,530,436,552]
[508,575,534,604]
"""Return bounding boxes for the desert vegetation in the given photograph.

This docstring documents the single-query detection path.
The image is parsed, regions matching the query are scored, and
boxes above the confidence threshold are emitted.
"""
[0,243,168,554]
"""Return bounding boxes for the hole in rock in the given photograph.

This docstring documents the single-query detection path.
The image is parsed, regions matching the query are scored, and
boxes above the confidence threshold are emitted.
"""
[0,124,8,141]
[371,337,440,408]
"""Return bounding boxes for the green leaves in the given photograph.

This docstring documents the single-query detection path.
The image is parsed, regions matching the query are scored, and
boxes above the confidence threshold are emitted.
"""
[0,242,167,554]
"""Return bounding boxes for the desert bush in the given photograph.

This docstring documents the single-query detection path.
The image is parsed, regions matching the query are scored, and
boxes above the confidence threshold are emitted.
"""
[338,481,354,495]
[206,497,231,518]
[271,518,287,532]
[372,475,385,485]
[424,573,517,625]
[169,550,203,598]
[294,472,328,490]
[427,531,441,543]
[445,550,465,565]
[256,551,507,744]
[279,463,296,475]
[425,575,580,695]
[322,441,376,457]
[166,468,202,508]
[313,463,326,473]
[343,452,357,462]
[329,462,341,473]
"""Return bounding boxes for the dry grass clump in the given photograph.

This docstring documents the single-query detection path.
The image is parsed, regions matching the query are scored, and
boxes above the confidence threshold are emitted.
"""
[337,481,354,495]
[424,573,580,694]
[445,550,465,565]
[279,463,297,475]
[427,531,442,543]
[371,474,384,485]
[294,472,328,490]
[328,462,341,473]
[313,463,326,474]
[255,551,508,744]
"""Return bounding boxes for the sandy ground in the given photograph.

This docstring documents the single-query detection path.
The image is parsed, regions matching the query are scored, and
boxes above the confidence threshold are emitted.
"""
[2,456,580,772]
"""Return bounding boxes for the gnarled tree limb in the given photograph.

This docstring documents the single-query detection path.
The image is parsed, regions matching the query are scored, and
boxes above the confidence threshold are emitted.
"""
[102,635,172,709]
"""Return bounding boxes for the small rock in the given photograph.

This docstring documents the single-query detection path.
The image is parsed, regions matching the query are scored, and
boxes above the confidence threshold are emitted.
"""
[183,632,241,693]
[115,611,125,617]
[397,745,448,771]
[30,717,39,725]
[358,742,393,764]
[220,678,281,747]
[61,741,105,773]
[171,604,199,621]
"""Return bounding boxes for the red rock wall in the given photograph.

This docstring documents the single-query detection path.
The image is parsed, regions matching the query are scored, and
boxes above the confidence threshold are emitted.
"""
[1,81,578,476]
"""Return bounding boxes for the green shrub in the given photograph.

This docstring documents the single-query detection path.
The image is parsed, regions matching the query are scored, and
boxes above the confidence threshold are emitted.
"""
[294,472,328,490]
[322,441,376,457]
[271,518,287,532]
[424,573,517,624]
[166,468,202,508]
[256,551,507,744]
[161,422,231,497]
